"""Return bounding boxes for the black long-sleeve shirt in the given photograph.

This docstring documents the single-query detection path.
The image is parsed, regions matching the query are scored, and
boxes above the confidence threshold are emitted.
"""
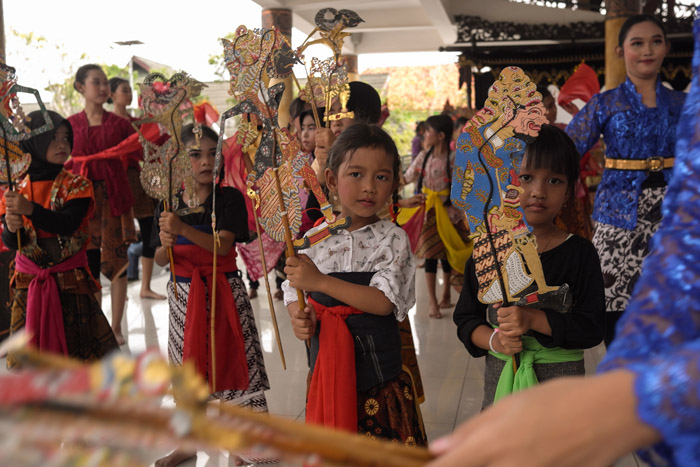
[453,234,605,357]
[2,198,91,250]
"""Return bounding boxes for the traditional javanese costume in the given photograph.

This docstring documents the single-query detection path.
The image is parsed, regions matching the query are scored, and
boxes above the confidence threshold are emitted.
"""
[67,110,136,279]
[566,73,686,345]
[119,115,158,255]
[222,135,285,285]
[153,186,269,408]
[0,186,13,344]
[282,220,426,445]
[454,234,605,407]
[401,149,472,275]
[597,19,700,465]
[1,111,118,368]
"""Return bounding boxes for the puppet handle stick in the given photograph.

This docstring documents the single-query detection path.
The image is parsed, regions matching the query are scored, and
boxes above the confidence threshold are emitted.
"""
[251,195,286,369]
[272,168,306,307]
[292,74,321,129]
[162,200,179,301]
[1,127,20,250]
[210,230,219,391]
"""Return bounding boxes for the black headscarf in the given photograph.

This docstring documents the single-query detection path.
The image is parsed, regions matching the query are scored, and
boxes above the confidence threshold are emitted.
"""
[20,110,73,181]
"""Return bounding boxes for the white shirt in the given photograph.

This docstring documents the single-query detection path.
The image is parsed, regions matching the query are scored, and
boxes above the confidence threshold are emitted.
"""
[282,219,416,321]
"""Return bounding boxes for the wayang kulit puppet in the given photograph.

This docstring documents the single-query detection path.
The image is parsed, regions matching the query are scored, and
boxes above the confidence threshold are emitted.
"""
[0,62,55,249]
[0,340,432,466]
[134,72,205,298]
[214,12,363,366]
[451,67,571,328]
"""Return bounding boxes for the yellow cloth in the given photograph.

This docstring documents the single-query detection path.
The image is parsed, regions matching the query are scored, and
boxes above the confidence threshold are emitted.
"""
[398,187,473,274]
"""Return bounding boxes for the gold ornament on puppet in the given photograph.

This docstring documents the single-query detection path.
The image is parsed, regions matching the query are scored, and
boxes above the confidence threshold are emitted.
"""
[0,341,432,467]
[134,72,205,210]
[295,9,363,128]
[450,66,571,322]
[0,62,53,185]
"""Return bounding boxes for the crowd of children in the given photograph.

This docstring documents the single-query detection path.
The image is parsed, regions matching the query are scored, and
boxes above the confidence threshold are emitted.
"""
[0,12,698,466]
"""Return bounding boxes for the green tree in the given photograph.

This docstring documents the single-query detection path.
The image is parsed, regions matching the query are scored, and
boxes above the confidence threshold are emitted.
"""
[208,32,236,80]
[7,29,134,117]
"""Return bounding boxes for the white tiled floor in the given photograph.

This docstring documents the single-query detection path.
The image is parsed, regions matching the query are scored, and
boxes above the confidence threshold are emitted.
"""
[86,261,640,465]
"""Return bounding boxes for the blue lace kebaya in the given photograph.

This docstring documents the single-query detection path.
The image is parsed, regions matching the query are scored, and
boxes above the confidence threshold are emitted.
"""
[598,18,700,466]
[566,77,685,230]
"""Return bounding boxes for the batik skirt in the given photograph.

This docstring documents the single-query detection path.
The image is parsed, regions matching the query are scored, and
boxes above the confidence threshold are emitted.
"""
[415,208,445,260]
[167,272,270,411]
[481,353,585,409]
[126,167,156,219]
[357,370,427,446]
[592,186,666,314]
[6,267,119,369]
[87,181,136,280]
[0,250,14,344]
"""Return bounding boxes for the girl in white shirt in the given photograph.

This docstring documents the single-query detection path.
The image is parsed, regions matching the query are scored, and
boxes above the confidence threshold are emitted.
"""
[283,123,426,445]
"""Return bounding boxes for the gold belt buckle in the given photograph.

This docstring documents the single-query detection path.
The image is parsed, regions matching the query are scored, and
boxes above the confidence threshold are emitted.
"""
[647,156,664,172]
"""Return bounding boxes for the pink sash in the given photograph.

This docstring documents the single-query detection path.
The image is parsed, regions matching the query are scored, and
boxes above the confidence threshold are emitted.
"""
[15,251,88,355]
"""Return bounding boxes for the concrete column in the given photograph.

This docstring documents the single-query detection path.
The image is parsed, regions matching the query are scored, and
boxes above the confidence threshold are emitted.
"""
[341,54,359,82]
[605,0,641,90]
[262,8,293,129]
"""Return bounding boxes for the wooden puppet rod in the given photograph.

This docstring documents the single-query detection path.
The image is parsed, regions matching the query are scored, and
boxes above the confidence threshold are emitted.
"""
[162,200,179,301]
[272,167,306,308]
[250,188,286,369]
[292,73,321,130]
[1,126,21,250]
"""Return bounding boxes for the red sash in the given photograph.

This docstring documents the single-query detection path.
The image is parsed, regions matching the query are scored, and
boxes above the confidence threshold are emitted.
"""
[173,244,249,392]
[305,297,363,433]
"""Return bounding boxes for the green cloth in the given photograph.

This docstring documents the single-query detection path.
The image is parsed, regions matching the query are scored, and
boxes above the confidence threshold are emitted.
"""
[489,334,583,402]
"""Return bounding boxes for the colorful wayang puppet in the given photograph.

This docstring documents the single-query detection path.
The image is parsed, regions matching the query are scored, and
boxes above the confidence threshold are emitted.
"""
[451,67,570,320]
[215,26,303,368]
[0,341,432,466]
[296,9,359,132]
[289,8,363,247]
[217,25,355,280]
[0,62,54,249]
[135,72,204,210]
[134,72,204,294]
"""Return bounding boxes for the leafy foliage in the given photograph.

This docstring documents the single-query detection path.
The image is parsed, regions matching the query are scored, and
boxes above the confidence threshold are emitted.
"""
[367,65,466,157]
[7,29,136,116]
[208,32,237,80]
[364,64,467,111]
[382,108,432,157]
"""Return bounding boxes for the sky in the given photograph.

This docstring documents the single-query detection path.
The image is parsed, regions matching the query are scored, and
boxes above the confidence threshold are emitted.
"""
[5,0,459,102]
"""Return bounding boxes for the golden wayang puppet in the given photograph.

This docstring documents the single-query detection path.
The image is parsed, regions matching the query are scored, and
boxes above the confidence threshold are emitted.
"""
[451,67,571,322]
[0,340,432,466]
[135,72,204,296]
[0,62,54,249]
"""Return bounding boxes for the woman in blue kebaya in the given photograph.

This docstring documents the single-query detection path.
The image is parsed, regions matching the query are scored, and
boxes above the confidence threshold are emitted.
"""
[565,14,686,347]
[428,18,700,467]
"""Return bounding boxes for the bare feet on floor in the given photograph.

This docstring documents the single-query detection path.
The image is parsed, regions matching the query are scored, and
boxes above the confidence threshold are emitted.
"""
[154,449,197,467]
[273,289,283,300]
[249,288,258,299]
[140,289,166,300]
[429,303,442,319]
[438,296,453,309]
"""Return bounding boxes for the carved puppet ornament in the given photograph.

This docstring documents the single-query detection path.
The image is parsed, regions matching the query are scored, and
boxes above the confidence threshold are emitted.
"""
[218,25,346,244]
[0,62,53,185]
[135,72,205,211]
[450,66,570,320]
[296,8,362,127]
